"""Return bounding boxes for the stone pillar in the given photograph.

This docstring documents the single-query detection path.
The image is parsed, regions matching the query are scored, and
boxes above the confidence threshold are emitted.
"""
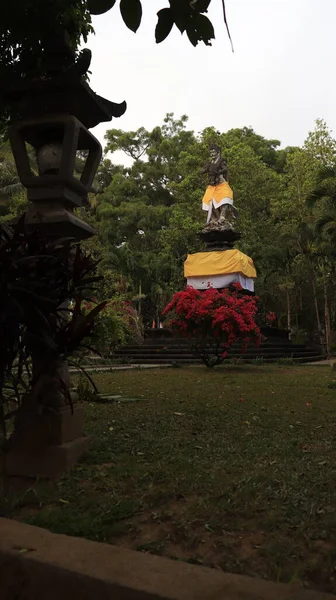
[0,34,126,484]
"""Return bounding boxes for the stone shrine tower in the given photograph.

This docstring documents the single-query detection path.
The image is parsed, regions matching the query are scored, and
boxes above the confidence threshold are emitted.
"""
[184,143,257,292]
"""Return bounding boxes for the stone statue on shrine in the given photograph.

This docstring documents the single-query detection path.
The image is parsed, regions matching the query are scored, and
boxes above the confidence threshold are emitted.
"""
[202,143,237,232]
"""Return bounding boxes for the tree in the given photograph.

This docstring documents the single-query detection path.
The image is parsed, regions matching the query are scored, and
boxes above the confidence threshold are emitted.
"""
[0,1,227,80]
[304,119,336,168]
[97,114,197,323]
[88,115,336,347]
[97,118,297,326]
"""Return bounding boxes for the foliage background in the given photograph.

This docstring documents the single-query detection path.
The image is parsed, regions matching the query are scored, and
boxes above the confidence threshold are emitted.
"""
[1,115,336,350]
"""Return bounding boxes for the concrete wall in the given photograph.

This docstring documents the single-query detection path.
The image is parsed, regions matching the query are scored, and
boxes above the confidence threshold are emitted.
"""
[0,518,334,600]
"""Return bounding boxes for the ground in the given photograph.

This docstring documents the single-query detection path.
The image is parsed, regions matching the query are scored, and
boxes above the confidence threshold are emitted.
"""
[1,364,336,594]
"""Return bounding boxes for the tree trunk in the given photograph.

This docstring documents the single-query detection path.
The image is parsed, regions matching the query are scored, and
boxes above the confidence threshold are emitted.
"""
[323,279,332,355]
[0,398,5,450]
[286,290,291,331]
[312,279,322,332]
[138,282,142,316]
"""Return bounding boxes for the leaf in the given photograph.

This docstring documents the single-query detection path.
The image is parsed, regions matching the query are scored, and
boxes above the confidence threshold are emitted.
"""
[174,13,188,34]
[120,0,142,33]
[88,0,117,14]
[13,546,36,553]
[186,13,215,46]
[186,25,198,47]
[155,8,174,43]
[67,360,99,395]
[194,0,211,11]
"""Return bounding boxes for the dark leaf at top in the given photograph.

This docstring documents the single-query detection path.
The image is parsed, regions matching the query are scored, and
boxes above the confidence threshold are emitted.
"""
[120,0,142,32]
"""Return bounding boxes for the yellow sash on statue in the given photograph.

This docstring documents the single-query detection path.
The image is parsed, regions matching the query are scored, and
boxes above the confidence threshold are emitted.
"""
[202,182,233,211]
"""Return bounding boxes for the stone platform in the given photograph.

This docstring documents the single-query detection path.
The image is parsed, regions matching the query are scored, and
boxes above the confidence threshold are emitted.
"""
[0,518,334,600]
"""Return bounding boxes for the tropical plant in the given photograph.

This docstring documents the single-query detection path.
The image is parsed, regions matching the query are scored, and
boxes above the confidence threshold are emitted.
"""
[162,284,261,368]
[83,297,143,353]
[0,216,106,448]
[307,167,336,237]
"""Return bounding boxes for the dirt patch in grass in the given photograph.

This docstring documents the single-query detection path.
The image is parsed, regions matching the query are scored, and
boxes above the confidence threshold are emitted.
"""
[2,365,336,593]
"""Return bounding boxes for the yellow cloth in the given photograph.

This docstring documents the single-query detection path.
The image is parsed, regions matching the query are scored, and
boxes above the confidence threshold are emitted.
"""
[184,249,257,279]
[202,182,233,209]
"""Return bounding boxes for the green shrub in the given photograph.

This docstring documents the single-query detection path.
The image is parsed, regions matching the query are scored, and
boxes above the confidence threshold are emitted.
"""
[227,357,245,366]
[83,298,143,354]
[277,357,295,366]
[76,375,98,402]
[251,357,264,365]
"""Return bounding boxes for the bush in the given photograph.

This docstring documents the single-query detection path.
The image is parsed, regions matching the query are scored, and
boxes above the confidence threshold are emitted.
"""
[251,357,264,365]
[83,298,143,354]
[0,217,106,445]
[277,357,295,365]
[163,285,261,368]
[227,357,245,366]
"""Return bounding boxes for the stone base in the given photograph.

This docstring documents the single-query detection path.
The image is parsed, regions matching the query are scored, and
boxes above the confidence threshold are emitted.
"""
[199,228,242,250]
[4,436,90,480]
[24,204,95,240]
[2,406,89,481]
[14,405,85,447]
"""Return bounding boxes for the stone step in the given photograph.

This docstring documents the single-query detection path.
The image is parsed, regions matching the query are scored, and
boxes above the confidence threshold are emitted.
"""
[114,348,319,357]
[122,341,314,350]
[112,354,326,365]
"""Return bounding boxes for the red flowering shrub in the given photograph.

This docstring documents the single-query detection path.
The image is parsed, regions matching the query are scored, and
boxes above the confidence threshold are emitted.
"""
[163,284,261,368]
[266,311,276,326]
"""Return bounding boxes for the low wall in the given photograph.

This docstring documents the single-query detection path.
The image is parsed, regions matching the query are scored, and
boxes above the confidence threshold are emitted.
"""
[0,518,334,600]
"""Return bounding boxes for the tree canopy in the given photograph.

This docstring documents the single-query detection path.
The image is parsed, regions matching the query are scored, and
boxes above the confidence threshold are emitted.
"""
[1,114,336,349]
[1,0,228,81]
[86,116,336,349]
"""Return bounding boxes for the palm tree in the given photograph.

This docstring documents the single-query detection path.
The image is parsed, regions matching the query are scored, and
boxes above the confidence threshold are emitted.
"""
[281,223,324,337]
[263,245,297,330]
[306,167,336,353]
[307,166,336,238]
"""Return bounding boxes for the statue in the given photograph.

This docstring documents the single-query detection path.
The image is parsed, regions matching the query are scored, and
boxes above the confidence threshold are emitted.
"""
[202,143,237,232]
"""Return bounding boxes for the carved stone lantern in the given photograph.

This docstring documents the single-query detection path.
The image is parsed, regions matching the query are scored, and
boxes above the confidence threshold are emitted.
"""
[0,34,127,483]
[3,35,126,240]
[9,115,102,238]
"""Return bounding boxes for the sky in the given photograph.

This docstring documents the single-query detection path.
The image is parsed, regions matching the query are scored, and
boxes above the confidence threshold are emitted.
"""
[87,0,336,156]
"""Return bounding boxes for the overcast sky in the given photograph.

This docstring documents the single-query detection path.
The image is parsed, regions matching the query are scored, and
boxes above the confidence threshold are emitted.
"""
[87,0,336,155]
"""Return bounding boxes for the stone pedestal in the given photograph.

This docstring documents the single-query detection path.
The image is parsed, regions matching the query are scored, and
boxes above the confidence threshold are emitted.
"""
[184,227,256,293]
[199,228,242,250]
[3,406,89,480]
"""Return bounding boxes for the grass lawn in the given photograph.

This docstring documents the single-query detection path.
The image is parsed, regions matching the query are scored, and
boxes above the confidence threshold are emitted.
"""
[2,364,336,593]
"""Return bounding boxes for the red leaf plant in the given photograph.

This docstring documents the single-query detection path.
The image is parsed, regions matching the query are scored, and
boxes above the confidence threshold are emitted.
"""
[162,284,261,368]
[266,311,276,326]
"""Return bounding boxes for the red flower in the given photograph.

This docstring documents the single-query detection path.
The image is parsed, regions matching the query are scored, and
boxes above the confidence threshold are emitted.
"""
[162,287,261,367]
